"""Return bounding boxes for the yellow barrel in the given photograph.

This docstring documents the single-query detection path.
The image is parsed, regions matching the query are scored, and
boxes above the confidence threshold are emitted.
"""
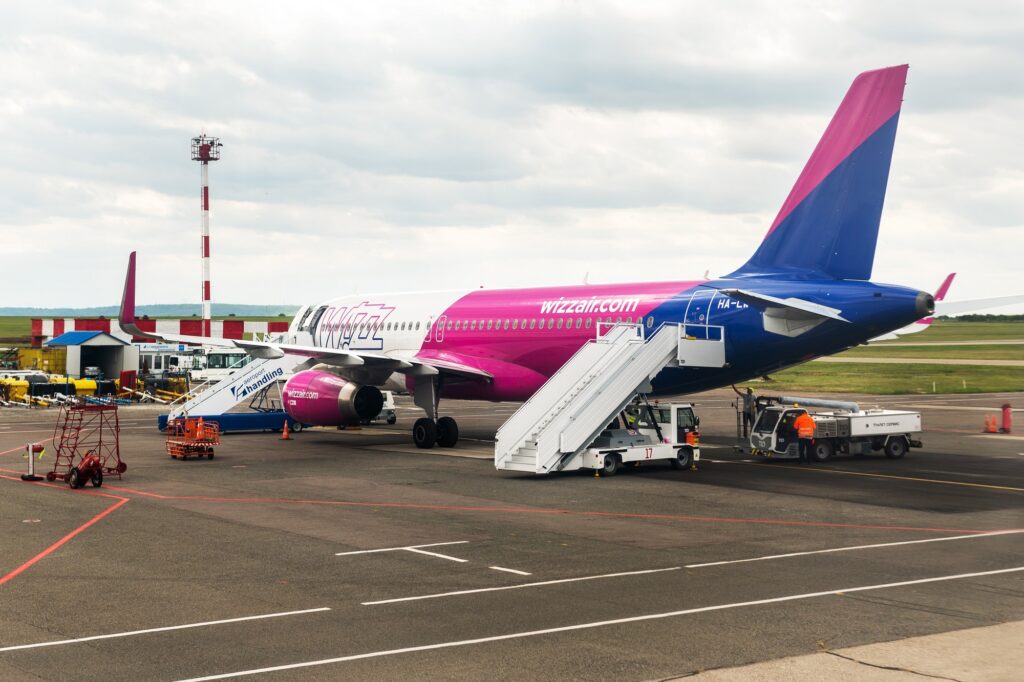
[73,378,97,396]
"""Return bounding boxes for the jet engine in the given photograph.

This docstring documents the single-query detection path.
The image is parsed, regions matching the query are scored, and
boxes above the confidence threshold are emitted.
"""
[282,370,385,426]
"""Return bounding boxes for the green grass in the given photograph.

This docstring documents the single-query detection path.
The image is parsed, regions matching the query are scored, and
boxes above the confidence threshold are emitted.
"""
[840,345,1024,360]
[760,362,1024,395]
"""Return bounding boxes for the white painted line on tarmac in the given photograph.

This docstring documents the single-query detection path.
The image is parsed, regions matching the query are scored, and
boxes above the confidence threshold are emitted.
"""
[405,548,469,563]
[974,434,1024,441]
[686,529,1024,568]
[362,567,681,606]
[489,566,531,576]
[0,607,331,652]
[335,541,468,556]
[175,566,1024,681]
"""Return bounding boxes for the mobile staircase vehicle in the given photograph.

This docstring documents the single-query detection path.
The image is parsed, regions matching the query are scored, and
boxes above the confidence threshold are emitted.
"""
[749,396,923,461]
[494,322,725,475]
[158,353,305,433]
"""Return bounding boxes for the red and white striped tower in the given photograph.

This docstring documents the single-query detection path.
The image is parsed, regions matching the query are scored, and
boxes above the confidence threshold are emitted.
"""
[191,135,222,337]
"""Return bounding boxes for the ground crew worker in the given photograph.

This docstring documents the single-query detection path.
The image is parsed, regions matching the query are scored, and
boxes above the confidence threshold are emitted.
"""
[794,409,816,463]
[732,386,757,437]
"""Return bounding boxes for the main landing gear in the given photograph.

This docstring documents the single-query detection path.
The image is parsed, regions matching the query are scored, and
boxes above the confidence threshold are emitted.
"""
[412,416,460,449]
[411,375,459,449]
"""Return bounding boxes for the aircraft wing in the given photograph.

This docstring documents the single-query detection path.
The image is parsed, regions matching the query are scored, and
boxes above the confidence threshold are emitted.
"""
[719,289,849,322]
[935,295,1024,317]
[118,252,492,382]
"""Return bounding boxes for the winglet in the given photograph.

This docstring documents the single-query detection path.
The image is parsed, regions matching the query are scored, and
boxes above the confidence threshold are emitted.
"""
[119,251,136,328]
[119,251,157,340]
[935,272,956,301]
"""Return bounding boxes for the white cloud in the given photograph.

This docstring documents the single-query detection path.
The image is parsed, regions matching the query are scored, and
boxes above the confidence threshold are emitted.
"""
[0,0,1021,313]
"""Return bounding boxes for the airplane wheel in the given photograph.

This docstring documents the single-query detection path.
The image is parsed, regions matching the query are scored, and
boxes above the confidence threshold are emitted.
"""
[670,447,693,469]
[436,417,459,448]
[599,453,621,476]
[413,418,437,449]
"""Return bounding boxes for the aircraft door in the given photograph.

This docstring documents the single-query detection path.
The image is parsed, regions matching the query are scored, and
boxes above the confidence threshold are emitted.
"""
[683,288,715,339]
[434,315,447,343]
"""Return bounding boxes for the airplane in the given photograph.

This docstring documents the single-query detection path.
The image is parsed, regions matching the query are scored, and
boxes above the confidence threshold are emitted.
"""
[121,64,939,450]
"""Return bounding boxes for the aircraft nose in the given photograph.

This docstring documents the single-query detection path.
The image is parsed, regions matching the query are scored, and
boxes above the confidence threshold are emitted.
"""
[916,291,935,317]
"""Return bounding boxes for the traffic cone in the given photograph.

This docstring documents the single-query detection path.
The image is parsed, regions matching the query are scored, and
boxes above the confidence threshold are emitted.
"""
[281,420,292,440]
[983,416,997,433]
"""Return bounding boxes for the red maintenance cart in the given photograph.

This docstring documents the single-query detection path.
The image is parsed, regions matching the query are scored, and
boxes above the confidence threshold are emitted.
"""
[47,404,127,489]
[165,417,220,460]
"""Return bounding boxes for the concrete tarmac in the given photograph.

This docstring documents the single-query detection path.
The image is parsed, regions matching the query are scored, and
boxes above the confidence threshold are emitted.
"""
[0,389,1022,681]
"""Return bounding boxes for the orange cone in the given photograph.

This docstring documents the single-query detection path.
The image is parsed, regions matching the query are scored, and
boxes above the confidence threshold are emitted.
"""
[983,416,998,433]
[281,419,292,440]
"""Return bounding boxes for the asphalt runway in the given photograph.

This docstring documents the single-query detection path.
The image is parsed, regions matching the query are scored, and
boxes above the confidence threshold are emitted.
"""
[1,389,1022,681]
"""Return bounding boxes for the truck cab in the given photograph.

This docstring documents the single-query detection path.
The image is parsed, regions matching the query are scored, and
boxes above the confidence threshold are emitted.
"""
[750,406,803,458]
[576,400,701,475]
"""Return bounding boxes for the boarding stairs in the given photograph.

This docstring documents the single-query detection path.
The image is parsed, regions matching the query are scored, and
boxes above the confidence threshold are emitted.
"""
[494,322,726,473]
[169,354,304,419]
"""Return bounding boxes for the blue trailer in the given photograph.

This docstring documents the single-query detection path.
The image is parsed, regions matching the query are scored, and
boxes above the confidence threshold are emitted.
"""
[158,411,306,434]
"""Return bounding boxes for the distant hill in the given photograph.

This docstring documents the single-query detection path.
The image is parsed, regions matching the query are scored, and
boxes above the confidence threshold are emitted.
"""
[0,304,299,317]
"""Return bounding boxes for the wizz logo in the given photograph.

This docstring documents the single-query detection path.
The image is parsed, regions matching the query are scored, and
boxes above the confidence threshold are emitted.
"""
[316,302,395,351]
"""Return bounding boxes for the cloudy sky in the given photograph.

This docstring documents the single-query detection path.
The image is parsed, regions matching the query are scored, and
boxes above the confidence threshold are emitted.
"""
[1,1,1022,311]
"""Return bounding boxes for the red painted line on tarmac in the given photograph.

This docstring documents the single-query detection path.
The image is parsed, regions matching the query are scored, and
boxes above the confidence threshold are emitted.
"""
[0,474,131,585]
[101,485,994,535]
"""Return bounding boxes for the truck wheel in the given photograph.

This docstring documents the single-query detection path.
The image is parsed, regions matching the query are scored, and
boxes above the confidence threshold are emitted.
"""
[670,447,693,470]
[599,453,621,476]
[291,422,303,433]
[885,437,907,459]
[811,440,834,462]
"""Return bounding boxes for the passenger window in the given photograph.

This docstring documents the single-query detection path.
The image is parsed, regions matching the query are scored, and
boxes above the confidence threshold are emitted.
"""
[647,317,653,328]
[512,319,519,330]
[447,320,453,330]
[471,320,477,331]
[547,319,554,330]
[585,318,592,329]
[556,319,563,330]
[415,321,420,331]
[576,318,582,329]
[503,319,509,330]
[625,317,632,324]
[487,320,493,330]
[529,319,536,330]
[521,319,527,329]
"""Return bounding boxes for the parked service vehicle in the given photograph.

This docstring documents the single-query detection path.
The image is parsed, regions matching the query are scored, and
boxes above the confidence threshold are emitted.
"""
[750,398,922,461]
[559,401,701,476]
[364,390,397,425]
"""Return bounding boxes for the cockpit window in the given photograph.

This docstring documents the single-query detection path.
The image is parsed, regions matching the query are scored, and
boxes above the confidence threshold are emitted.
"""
[306,306,328,334]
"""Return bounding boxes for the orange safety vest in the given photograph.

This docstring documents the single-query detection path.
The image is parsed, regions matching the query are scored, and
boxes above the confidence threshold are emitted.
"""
[794,412,816,439]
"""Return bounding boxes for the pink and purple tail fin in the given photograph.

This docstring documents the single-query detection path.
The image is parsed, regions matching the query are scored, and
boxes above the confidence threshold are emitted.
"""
[733,65,909,280]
